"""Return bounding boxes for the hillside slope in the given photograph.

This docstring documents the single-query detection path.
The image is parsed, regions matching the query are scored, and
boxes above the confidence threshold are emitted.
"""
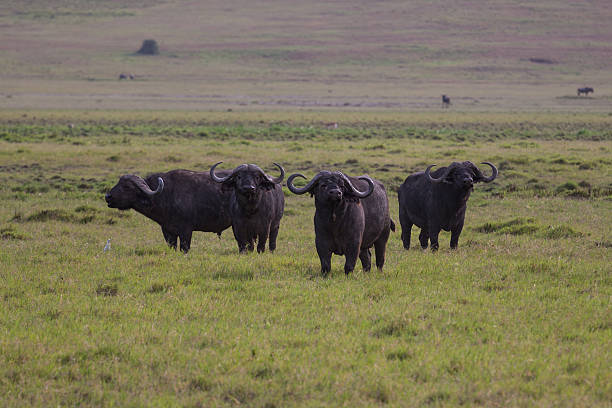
[0,0,610,110]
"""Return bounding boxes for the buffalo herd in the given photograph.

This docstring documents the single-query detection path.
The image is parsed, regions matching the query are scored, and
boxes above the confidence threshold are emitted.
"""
[106,161,498,275]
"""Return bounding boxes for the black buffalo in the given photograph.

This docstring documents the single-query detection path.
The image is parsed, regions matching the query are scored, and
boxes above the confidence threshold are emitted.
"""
[442,94,451,107]
[105,169,232,253]
[287,171,394,275]
[577,87,594,96]
[398,161,498,251]
[210,162,285,253]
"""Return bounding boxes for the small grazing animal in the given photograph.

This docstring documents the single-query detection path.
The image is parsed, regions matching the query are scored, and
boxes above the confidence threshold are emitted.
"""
[442,95,451,107]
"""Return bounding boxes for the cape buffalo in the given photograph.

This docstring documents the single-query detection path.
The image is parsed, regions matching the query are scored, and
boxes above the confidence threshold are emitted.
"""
[577,87,594,96]
[287,171,394,275]
[210,162,285,253]
[398,161,498,251]
[105,169,232,253]
[442,94,451,107]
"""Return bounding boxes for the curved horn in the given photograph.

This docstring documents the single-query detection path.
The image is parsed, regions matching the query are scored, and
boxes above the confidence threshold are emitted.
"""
[210,162,231,183]
[270,162,285,184]
[250,163,285,184]
[337,172,374,198]
[135,176,164,196]
[425,164,443,183]
[479,162,498,183]
[210,162,247,183]
[287,171,326,194]
[425,164,454,184]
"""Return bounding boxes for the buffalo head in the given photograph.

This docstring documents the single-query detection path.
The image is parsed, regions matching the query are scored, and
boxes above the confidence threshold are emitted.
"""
[210,162,284,201]
[105,175,164,210]
[425,161,497,191]
[287,171,374,203]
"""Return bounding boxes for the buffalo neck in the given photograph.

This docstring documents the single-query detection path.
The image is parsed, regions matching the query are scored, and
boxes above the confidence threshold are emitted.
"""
[437,184,472,215]
[234,191,262,216]
[133,198,164,224]
[315,197,352,223]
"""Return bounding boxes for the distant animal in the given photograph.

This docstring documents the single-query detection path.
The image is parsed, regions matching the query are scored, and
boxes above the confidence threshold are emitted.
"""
[210,162,285,253]
[442,95,451,107]
[577,87,594,96]
[287,170,394,275]
[103,238,111,252]
[105,169,233,253]
[119,73,128,80]
[398,161,498,251]
[129,74,135,80]
[325,122,338,129]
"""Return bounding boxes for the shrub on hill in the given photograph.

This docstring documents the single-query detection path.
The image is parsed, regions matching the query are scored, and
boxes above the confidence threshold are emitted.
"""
[137,39,159,55]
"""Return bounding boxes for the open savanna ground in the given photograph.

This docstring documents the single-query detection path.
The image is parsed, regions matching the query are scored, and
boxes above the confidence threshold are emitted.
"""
[0,110,611,407]
[1,0,611,111]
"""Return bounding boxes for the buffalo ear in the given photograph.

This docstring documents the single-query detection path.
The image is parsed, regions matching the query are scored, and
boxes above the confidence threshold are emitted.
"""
[468,163,487,182]
[222,178,236,188]
[344,192,361,203]
[473,171,485,182]
[342,186,361,202]
[440,170,454,184]
[138,197,152,207]
[262,181,276,191]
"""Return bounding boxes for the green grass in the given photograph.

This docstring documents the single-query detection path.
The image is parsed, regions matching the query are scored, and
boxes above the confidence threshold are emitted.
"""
[0,110,610,406]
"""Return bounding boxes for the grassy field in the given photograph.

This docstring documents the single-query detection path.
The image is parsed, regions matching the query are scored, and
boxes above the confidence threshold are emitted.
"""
[1,0,611,111]
[0,110,611,406]
[1,0,611,405]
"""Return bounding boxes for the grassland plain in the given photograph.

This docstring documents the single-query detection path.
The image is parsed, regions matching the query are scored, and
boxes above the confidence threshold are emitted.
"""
[0,110,611,407]
[1,0,611,111]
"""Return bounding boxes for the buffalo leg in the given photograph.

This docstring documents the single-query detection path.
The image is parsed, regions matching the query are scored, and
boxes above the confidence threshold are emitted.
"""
[450,222,464,250]
[419,229,429,249]
[373,241,387,271]
[342,233,362,275]
[374,226,391,270]
[257,227,269,253]
[232,226,251,253]
[344,242,360,275]
[344,250,358,275]
[316,239,332,275]
[399,211,412,250]
[428,226,440,252]
[268,224,280,252]
[318,251,332,276]
[359,248,372,272]
[162,227,178,250]
[178,229,192,253]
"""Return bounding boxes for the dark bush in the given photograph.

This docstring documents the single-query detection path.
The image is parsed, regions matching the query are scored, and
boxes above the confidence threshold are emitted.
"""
[137,39,159,55]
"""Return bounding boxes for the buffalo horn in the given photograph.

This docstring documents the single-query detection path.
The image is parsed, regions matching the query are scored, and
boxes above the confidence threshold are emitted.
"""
[251,163,285,184]
[425,164,450,183]
[137,176,164,196]
[287,171,327,194]
[479,162,498,182]
[337,172,374,198]
[210,162,247,183]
